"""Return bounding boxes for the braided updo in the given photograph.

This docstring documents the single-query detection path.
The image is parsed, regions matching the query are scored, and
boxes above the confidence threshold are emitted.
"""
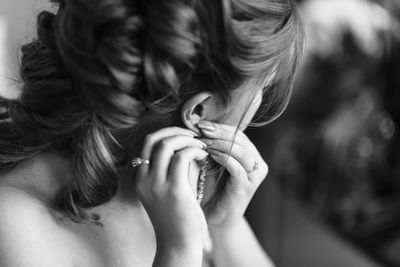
[0,0,304,222]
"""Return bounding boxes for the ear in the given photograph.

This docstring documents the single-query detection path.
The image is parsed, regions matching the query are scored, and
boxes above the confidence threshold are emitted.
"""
[181,92,222,134]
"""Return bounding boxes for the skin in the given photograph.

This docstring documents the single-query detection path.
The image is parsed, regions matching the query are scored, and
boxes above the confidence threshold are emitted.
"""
[0,80,274,267]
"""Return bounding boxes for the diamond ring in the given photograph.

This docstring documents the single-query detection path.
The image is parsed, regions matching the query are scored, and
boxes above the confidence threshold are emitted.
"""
[131,157,150,168]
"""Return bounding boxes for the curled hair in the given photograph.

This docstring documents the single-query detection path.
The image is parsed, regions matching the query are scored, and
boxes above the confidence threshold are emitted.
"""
[0,0,304,222]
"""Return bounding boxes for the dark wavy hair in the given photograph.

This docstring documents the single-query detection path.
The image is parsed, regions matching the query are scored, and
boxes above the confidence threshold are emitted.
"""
[0,0,304,222]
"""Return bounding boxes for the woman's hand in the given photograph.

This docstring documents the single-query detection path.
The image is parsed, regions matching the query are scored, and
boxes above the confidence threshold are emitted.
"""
[134,127,209,251]
[198,120,269,232]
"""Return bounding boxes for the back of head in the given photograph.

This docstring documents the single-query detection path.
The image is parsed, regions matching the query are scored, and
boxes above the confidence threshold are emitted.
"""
[0,0,304,222]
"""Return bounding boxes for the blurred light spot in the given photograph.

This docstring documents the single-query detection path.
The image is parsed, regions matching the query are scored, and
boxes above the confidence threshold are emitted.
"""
[357,136,374,158]
[355,90,375,116]
[379,115,395,140]
[302,0,392,58]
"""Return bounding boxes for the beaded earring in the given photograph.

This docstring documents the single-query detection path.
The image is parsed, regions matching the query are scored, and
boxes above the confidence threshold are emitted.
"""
[196,156,208,205]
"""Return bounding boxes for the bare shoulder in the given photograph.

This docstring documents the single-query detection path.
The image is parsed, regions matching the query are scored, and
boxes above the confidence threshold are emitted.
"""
[0,184,72,267]
[0,183,54,224]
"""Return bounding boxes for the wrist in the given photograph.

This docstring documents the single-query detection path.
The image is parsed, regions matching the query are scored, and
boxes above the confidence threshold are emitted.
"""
[156,240,203,252]
[208,216,245,238]
[154,243,203,267]
[155,232,204,251]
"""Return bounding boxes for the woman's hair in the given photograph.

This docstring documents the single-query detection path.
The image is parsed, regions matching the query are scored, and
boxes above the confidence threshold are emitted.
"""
[0,0,304,222]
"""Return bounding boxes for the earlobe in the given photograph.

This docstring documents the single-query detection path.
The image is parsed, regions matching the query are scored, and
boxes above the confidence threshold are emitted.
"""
[181,92,219,134]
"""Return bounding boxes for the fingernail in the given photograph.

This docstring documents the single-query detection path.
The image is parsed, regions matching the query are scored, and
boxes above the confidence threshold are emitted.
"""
[200,139,213,146]
[209,153,219,160]
[197,140,208,148]
[198,121,216,132]
[186,130,198,137]
[205,148,218,154]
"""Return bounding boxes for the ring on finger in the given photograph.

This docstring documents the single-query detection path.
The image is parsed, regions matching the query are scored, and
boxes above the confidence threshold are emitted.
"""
[131,157,150,167]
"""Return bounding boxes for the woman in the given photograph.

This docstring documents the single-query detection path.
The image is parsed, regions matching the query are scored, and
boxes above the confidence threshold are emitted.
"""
[0,0,303,266]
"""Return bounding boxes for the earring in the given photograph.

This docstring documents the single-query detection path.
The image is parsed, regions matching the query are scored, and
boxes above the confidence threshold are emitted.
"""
[196,156,208,205]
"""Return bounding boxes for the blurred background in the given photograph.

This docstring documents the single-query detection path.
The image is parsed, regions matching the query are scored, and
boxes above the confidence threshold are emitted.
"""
[0,0,399,266]
[248,0,400,266]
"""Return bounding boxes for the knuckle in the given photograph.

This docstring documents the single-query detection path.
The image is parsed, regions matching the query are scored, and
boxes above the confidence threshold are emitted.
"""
[169,187,184,200]
[150,184,164,198]
[159,139,170,148]
[174,151,188,162]
[144,134,155,145]
[158,139,171,152]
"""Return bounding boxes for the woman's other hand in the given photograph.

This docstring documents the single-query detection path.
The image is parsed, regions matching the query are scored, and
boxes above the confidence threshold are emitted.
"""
[198,120,269,232]
[134,127,209,252]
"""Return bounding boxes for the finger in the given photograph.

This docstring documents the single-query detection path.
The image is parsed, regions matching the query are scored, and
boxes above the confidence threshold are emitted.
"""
[168,147,209,190]
[206,148,248,187]
[149,136,207,184]
[198,120,252,148]
[208,147,269,185]
[138,127,198,176]
[200,138,255,172]
[141,127,198,160]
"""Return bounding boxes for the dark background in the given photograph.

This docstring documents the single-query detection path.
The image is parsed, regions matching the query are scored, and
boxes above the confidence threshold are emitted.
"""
[247,0,400,266]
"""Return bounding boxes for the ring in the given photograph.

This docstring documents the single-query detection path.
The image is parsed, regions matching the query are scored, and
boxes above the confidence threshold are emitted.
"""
[131,157,150,168]
[246,161,260,174]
